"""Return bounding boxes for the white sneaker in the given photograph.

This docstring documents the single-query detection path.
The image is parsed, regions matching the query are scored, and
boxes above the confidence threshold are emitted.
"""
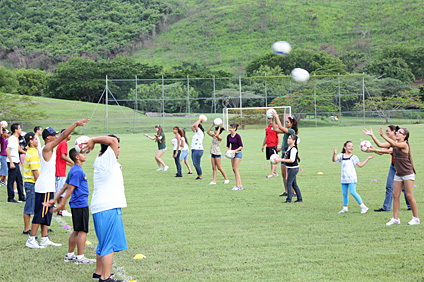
[61,210,72,217]
[231,186,239,190]
[266,174,275,178]
[75,256,96,265]
[386,218,401,226]
[163,166,169,171]
[40,236,62,247]
[64,254,76,262]
[273,173,278,177]
[360,206,369,214]
[26,237,46,249]
[224,179,230,184]
[156,168,163,171]
[338,209,348,214]
[209,181,216,185]
[408,217,420,225]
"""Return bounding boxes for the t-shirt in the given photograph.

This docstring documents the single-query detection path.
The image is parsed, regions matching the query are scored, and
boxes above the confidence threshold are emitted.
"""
[227,133,243,151]
[56,141,68,177]
[171,136,180,150]
[23,147,41,183]
[157,132,166,150]
[336,153,359,184]
[6,135,20,163]
[265,125,279,147]
[19,137,26,156]
[66,164,89,208]
[191,129,204,150]
[35,147,57,193]
[282,129,296,151]
[181,137,189,151]
[0,136,7,156]
[91,146,127,214]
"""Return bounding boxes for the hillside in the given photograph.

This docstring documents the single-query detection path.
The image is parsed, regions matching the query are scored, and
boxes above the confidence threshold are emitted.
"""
[132,0,424,74]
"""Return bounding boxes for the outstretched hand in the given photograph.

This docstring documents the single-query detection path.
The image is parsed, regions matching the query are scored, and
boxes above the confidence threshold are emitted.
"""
[333,147,337,154]
[75,118,89,127]
[362,127,373,136]
[81,138,95,154]
[378,127,384,136]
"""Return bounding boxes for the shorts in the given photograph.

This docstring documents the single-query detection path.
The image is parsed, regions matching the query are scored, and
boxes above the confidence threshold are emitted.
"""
[71,207,89,233]
[32,192,54,226]
[55,176,66,197]
[234,151,243,159]
[280,151,286,166]
[23,182,35,215]
[211,154,221,159]
[93,208,128,257]
[266,146,278,160]
[394,173,415,182]
[159,147,167,153]
[0,155,8,176]
[180,149,189,161]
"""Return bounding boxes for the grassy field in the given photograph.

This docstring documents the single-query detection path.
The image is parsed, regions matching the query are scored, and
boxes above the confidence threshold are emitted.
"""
[1,123,423,281]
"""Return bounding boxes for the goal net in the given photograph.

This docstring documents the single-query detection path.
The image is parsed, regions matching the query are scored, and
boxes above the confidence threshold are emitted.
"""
[223,106,291,130]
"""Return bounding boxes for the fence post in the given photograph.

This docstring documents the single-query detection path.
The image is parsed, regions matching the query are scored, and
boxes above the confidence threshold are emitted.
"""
[338,73,341,127]
[105,75,108,134]
[187,75,190,127]
[239,75,242,129]
[264,73,267,107]
[363,72,365,125]
[162,75,165,128]
[213,75,216,118]
[135,75,137,131]
[314,73,317,128]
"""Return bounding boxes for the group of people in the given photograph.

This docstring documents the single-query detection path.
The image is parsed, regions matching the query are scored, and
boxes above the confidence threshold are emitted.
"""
[1,120,127,282]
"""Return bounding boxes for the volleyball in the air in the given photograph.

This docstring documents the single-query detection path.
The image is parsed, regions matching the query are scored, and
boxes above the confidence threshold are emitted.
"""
[0,121,7,128]
[291,68,310,83]
[270,154,279,164]
[266,108,276,119]
[199,115,207,122]
[225,150,235,159]
[360,140,372,152]
[75,136,90,153]
[214,118,223,126]
[271,41,292,56]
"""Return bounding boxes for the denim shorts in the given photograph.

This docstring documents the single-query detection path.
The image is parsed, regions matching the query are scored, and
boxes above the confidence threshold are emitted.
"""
[0,155,8,176]
[180,149,189,161]
[55,176,66,197]
[211,154,221,159]
[159,147,167,153]
[23,182,35,215]
[234,151,243,159]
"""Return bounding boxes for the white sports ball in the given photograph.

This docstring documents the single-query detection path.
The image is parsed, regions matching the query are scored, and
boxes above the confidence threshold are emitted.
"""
[0,120,7,128]
[291,68,310,83]
[199,114,207,122]
[266,108,276,119]
[271,41,292,56]
[225,150,235,159]
[270,154,279,164]
[214,118,223,126]
[75,136,90,153]
[360,140,372,152]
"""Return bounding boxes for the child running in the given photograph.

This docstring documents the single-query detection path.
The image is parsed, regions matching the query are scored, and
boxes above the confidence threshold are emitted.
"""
[332,141,373,214]
[206,122,229,185]
[226,123,243,190]
[143,125,169,172]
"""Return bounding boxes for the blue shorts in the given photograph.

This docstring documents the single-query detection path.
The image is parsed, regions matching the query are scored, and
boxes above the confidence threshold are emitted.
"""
[0,155,8,176]
[23,182,35,215]
[180,150,189,161]
[234,151,243,159]
[93,208,128,257]
[32,192,54,226]
[55,176,66,197]
[211,154,221,159]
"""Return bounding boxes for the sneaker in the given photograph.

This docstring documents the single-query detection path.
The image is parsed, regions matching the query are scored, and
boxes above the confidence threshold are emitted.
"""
[188,172,193,174]
[22,230,31,235]
[338,209,348,214]
[163,166,169,171]
[8,199,19,203]
[61,210,72,217]
[195,177,202,180]
[40,236,62,247]
[408,217,420,225]
[93,273,115,279]
[360,206,369,214]
[224,179,230,184]
[386,218,401,226]
[231,186,243,191]
[374,208,388,212]
[156,168,163,171]
[266,174,274,178]
[47,229,54,233]
[75,256,96,264]
[273,173,278,177]
[99,277,122,282]
[64,254,76,262]
[26,237,46,249]
[209,181,216,185]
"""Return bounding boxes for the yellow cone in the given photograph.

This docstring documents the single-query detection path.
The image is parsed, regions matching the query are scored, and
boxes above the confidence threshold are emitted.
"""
[317,172,324,175]
[133,254,146,259]
[129,280,138,282]
[85,241,92,245]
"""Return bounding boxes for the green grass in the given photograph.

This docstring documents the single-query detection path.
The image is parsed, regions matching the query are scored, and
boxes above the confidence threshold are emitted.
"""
[1,124,424,281]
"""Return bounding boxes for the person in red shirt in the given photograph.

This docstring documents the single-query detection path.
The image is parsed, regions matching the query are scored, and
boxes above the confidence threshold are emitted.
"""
[56,129,74,217]
[261,118,281,178]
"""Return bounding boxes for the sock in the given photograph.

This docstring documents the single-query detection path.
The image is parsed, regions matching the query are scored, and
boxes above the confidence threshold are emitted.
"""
[76,254,84,260]
[29,236,36,240]
[343,207,348,211]
[360,203,366,208]
[67,252,74,257]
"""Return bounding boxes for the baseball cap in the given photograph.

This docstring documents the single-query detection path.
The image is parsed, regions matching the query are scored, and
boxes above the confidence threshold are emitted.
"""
[42,127,59,141]
[25,132,36,144]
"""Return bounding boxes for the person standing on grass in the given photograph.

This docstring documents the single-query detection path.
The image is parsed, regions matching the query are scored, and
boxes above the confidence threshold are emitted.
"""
[34,126,43,152]
[179,129,193,175]
[272,112,298,197]
[56,129,74,217]
[206,122,229,185]
[191,118,205,180]
[332,141,373,214]
[376,127,419,226]
[172,126,183,177]
[362,126,411,212]
[26,119,88,249]
[83,135,127,282]
[226,123,243,191]
[0,127,9,186]
[22,132,40,235]
[143,125,168,172]
[6,123,26,203]
[262,118,281,178]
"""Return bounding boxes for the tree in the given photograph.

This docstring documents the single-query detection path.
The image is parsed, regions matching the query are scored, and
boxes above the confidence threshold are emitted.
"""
[0,93,48,121]
[0,66,18,93]
[365,57,415,82]
[380,46,424,80]
[14,68,49,96]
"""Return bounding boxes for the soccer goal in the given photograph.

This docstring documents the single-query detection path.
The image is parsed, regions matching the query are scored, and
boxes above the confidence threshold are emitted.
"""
[223,106,291,130]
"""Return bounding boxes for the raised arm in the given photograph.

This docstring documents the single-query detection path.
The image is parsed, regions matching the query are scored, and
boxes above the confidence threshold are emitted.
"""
[357,156,374,168]
[272,112,288,134]
[332,147,339,162]
[143,133,156,140]
[192,119,201,132]
[378,127,407,149]
[362,127,390,148]
[206,123,215,137]
[85,136,120,157]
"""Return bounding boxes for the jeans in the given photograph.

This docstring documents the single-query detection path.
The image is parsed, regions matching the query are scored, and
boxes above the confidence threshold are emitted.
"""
[191,149,204,176]
[383,164,410,211]
[341,183,362,206]
[286,167,301,202]
[23,182,35,215]
[7,162,24,201]
[173,150,182,176]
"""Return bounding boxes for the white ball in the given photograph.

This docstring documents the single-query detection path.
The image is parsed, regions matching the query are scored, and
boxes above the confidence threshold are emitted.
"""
[266,109,276,119]
[75,136,90,153]
[291,68,310,83]
[199,115,207,122]
[360,140,372,152]
[270,154,279,164]
[225,150,235,159]
[0,121,7,128]
[214,118,223,126]
[272,41,292,56]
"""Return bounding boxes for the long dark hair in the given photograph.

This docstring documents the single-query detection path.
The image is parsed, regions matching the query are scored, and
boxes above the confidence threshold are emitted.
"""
[100,134,120,156]
[387,125,400,132]
[229,123,239,131]
[341,141,352,153]
[287,116,298,134]
[401,128,416,174]
[198,123,204,133]
[215,126,224,135]
[181,128,189,147]
[155,125,165,143]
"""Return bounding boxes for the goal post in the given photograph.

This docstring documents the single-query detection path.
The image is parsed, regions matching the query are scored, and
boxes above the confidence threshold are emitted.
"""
[223,106,291,130]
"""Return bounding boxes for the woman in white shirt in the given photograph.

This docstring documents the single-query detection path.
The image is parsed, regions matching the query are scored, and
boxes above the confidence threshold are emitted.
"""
[191,118,205,180]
